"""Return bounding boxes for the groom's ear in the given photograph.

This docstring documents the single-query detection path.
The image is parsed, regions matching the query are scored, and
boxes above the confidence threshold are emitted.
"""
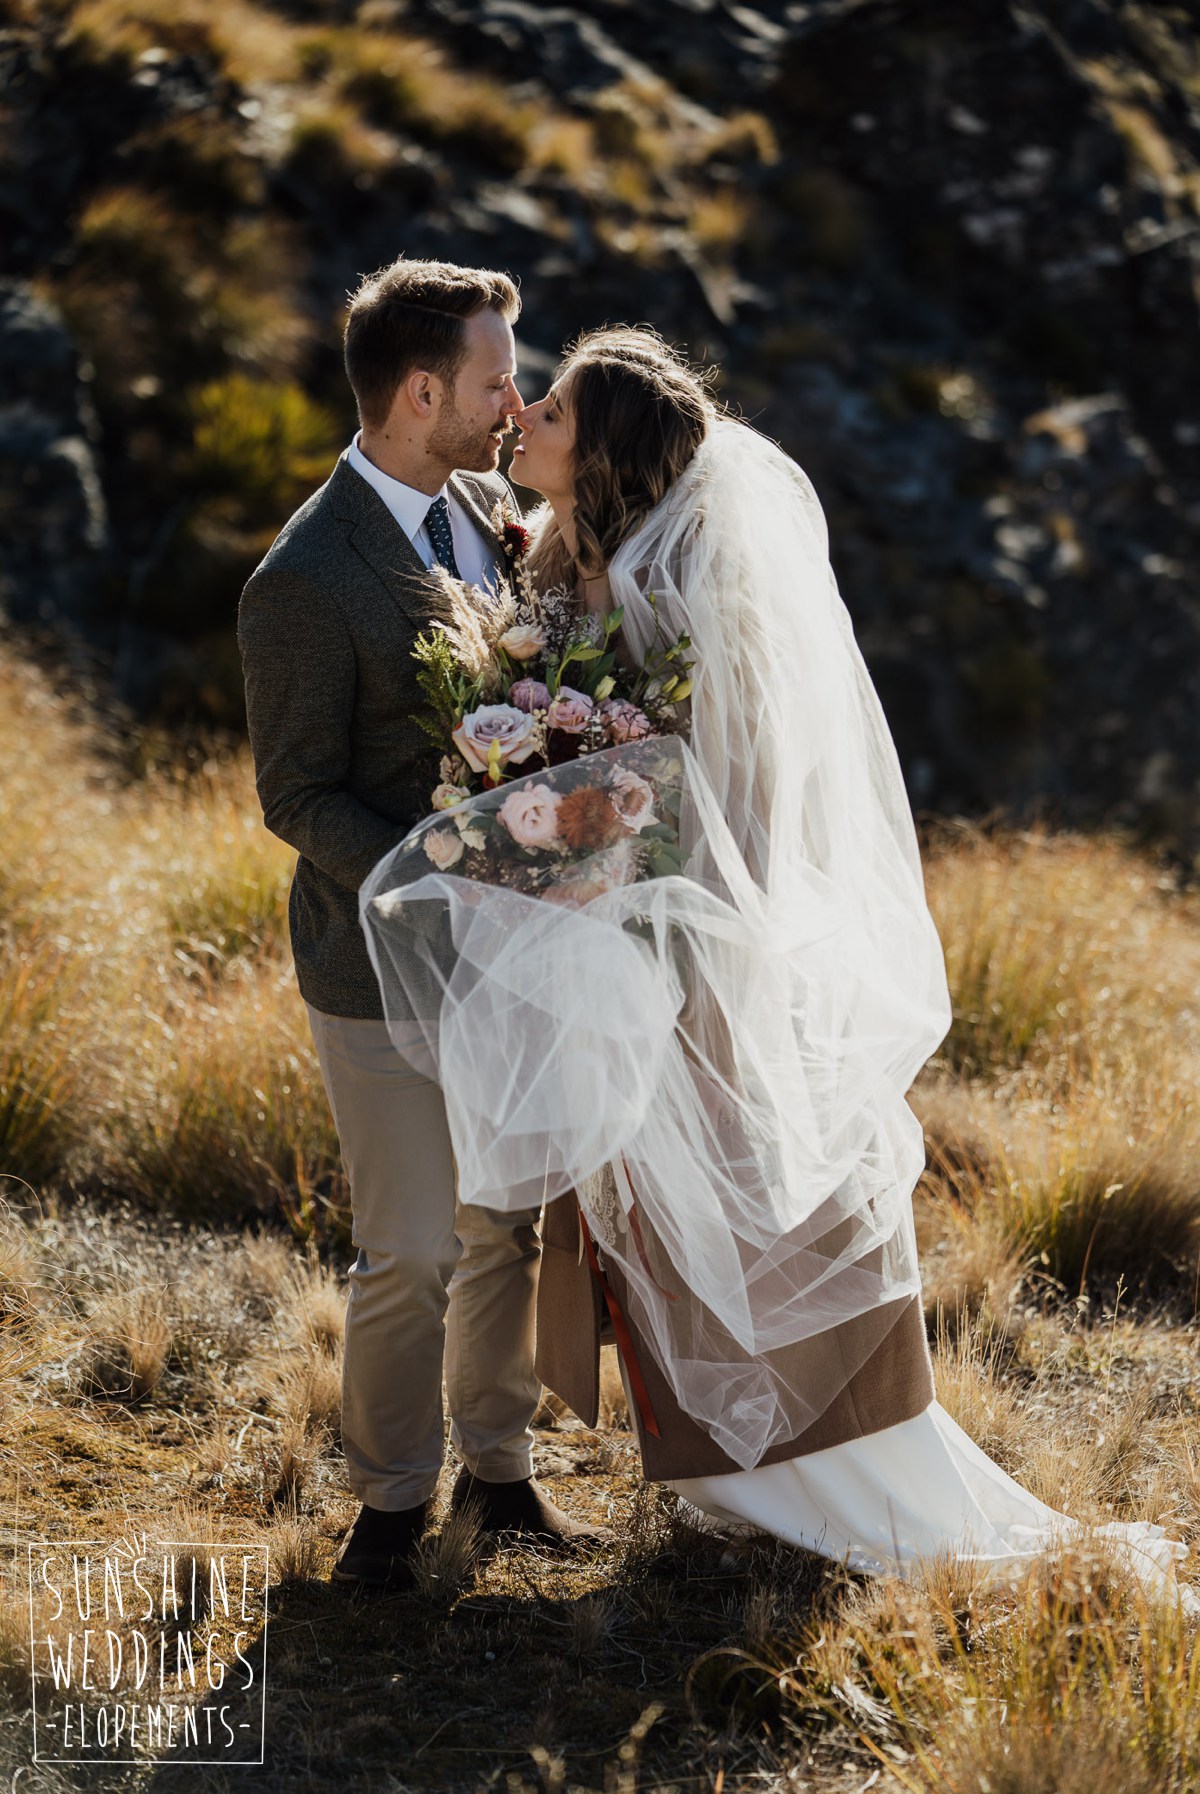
[402,367,440,420]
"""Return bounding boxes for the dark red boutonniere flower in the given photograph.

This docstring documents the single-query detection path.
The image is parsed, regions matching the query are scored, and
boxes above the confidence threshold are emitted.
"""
[491,499,529,563]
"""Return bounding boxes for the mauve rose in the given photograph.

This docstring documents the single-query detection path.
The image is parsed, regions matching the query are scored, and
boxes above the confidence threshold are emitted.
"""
[598,698,652,744]
[498,623,546,661]
[497,783,563,849]
[609,766,657,833]
[423,829,464,870]
[509,678,552,714]
[547,686,594,734]
[451,704,537,774]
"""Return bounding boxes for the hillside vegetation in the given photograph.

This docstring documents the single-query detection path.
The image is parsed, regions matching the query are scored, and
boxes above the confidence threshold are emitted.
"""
[2,638,1200,1789]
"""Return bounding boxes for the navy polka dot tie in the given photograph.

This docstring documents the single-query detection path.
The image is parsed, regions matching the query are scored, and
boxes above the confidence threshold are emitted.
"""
[424,495,461,579]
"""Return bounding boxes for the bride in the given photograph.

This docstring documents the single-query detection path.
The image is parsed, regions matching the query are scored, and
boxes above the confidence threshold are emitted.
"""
[361,326,1195,1609]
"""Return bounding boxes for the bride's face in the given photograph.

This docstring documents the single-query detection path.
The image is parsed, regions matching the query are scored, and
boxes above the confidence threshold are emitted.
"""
[511,375,576,503]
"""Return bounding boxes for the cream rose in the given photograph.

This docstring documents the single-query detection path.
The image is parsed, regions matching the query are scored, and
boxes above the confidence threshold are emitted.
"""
[423,828,464,870]
[497,784,563,849]
[498,624,547,662]
[547,686,594,734]
[609,766,657,833]
[431,782,470,810]
[451,704,538,774]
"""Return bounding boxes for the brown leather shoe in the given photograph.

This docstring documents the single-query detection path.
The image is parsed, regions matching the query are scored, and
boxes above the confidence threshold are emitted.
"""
[330,1499,431,1590]
[450,1468,610,1552]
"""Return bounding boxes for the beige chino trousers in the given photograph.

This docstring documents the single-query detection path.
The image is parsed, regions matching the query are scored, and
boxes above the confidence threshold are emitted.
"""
[307,1005,543,1510]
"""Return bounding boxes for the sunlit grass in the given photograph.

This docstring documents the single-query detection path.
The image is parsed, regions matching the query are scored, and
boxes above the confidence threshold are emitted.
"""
[109,973,342,1230]
[3,634,1200,1789]
[925,821,1200,1085]
[780,1552,1200,1791]
[919,1073,1200,1299]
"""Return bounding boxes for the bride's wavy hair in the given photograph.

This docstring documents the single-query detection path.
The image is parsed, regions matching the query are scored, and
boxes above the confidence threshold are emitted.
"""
[527,326,715,589]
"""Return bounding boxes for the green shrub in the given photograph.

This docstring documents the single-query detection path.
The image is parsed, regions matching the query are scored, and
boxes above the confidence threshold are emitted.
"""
[188,375,341,512]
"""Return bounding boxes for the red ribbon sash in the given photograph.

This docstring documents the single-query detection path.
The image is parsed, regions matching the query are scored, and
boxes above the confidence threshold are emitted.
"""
[576,1203,662,1440]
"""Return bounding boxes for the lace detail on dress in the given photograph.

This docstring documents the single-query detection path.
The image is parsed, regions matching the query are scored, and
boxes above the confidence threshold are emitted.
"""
[577,1160,628,1255]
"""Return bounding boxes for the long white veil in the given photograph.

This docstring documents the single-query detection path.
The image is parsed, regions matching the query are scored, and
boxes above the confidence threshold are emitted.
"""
[360,418,952,1469]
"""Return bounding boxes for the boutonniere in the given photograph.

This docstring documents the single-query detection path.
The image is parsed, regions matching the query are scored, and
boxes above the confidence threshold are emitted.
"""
[491,497,530,564]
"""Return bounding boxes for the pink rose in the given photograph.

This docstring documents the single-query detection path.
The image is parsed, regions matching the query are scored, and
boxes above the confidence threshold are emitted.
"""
[509,678,552,714]
[598,698,652,744]
[547,686,594,734]
[497,783,563,849]
[451,704,537,774]
[498,624,547,661]
[609,766,657,833]
[423,828,464,870]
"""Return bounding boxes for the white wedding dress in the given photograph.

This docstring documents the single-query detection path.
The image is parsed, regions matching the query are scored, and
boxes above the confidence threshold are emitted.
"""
[362,418,1197,1614]
[666,1398,1199,1612]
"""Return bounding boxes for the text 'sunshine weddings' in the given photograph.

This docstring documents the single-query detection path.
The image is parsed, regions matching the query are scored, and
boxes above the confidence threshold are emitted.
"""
[28,1544,268,1765]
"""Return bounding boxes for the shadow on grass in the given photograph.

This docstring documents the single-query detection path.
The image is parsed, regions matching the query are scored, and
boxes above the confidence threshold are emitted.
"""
[135,1496,849,1793]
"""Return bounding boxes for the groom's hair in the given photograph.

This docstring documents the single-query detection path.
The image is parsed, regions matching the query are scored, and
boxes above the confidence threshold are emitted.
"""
[344,257,521,427]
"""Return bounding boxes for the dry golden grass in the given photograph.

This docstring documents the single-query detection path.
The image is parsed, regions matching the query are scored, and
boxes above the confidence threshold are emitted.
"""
[924,821,1200,1086]
[803,1555,1200,1792]
[0,649,343,1238]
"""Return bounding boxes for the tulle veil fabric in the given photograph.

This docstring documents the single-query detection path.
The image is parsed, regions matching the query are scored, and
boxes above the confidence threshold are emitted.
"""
[360,417,953,1471]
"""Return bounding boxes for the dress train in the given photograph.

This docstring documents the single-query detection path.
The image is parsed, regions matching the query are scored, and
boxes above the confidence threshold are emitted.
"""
[652,1390,1199,1613]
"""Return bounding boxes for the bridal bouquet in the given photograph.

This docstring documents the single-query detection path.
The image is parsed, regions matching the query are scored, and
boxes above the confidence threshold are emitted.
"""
[416,733,686,903]
[411,523,692,804]
[405,520,693,902]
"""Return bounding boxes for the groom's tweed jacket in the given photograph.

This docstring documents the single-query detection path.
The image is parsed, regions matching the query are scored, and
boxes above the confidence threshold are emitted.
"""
[238,452,512,1019]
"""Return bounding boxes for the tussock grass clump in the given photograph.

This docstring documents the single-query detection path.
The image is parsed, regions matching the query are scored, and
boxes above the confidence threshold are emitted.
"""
[920,1081,1200,1299]
[925,822,1200,1084]
[156,755,294,972]
[65,0,303,85]
[411,1506,485,1605]
[81,1280,173,1403]
[0,932,90,1191]
[302,25,536,171]
[932,1307,1030,1478]
[787,1554,1200,1792]
[111,975,342,1228]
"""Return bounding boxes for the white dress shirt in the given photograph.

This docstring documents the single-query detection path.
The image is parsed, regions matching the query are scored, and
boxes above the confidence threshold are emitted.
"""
[346,435,496,588]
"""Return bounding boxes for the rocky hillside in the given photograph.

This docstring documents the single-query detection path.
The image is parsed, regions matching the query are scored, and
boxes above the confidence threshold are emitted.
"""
[2,0,1198,854]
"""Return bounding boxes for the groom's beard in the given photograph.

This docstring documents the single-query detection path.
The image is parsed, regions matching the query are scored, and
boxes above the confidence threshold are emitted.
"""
[429,398,508,472]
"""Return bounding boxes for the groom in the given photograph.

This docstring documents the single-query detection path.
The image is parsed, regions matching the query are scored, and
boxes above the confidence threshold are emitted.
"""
[238,256,607,1589]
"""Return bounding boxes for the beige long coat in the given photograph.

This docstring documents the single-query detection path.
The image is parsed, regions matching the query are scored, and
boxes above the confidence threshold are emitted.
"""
[534,1191,934,1481]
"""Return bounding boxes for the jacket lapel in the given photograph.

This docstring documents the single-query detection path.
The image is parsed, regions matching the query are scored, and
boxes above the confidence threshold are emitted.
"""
[328,454,516,614]
[327,454,435,623]
[451,471,508,562]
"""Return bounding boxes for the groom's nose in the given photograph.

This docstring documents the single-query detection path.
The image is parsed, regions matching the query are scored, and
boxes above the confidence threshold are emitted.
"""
[501,377,524,416]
